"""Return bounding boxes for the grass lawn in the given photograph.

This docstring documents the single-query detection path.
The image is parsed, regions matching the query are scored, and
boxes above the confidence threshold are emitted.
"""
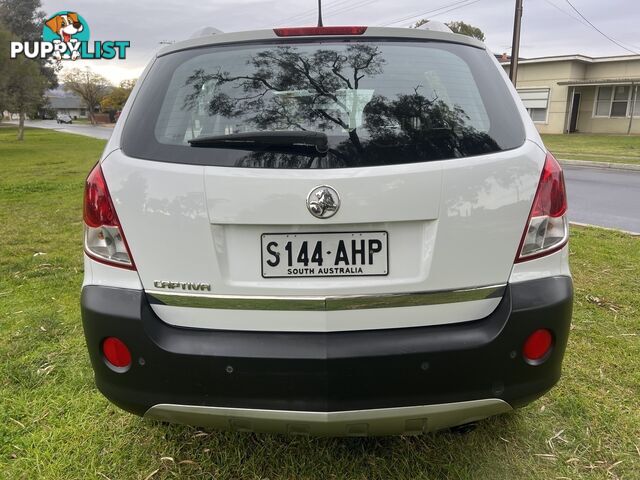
[542,134,640,165]
[1,126,639,479]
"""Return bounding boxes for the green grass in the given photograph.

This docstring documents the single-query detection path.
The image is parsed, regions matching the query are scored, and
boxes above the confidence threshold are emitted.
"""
[1,126,639,479]
[542,134,640,165]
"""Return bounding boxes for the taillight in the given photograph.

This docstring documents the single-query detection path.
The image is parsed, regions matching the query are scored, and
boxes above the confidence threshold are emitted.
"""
[83,164,135,269]
[273,26,367,37]
[515,152,568,262]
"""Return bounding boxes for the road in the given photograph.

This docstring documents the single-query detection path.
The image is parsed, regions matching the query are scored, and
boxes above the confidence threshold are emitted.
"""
[6,120,640,233]
[563,165,640,234]
[8,119,114,140]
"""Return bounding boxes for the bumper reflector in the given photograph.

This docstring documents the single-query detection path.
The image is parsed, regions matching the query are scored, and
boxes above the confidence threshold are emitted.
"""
[523,329,553,363]
[102,337,132,370]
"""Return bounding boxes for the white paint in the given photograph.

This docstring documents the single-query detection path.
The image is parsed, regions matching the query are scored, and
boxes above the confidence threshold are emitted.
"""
[91,35,569,332]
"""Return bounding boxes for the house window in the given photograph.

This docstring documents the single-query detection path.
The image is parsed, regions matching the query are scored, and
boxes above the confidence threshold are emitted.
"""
[595,87,612,116]
[517,88,550,123]
[594,85,638,117]
[528,108,547,122]
[631,86,640,117]
[611,86,630,117]
[80,109,87,116]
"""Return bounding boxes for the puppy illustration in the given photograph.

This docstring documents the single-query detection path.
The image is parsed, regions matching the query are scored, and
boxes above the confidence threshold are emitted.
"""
[45,12,83,60]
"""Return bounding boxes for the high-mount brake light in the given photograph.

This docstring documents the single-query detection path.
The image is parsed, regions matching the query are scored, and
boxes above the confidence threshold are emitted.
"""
[273,26,367,37]
[83,164,135,269]
[515,152,568,262]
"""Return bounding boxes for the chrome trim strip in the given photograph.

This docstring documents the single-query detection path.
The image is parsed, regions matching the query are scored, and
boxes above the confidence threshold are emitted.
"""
[144,399,512,436]
[146,284,505,311]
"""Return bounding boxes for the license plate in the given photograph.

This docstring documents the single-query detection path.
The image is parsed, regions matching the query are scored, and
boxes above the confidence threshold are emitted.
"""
[261,231,388,278]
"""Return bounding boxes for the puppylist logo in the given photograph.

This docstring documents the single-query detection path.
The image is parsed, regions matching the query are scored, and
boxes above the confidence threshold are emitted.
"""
[10,11,129,61]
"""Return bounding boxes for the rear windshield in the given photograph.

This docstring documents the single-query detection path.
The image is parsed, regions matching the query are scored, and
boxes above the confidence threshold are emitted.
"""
[122,39,525,168]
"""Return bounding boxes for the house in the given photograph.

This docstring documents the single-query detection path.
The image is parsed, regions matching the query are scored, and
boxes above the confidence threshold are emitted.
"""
[501,54,640,134]
[42,88,88,119]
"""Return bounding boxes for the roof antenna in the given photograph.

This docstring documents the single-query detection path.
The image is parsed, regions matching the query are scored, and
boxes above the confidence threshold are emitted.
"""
[317,0,323,27]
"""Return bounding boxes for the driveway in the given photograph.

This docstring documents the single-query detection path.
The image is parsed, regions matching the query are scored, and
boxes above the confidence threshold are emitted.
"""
[8,119,114,140]
[564,165,640,234]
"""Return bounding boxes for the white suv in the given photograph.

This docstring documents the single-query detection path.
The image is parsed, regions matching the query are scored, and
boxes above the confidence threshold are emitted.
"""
[81,26,572,436]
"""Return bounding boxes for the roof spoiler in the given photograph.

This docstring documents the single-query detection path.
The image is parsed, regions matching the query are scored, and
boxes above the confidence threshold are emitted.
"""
[414,21,452,33]
[189,27,224,39]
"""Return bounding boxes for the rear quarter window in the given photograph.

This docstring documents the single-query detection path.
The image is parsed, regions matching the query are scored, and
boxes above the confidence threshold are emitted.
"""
[122,39,525,168]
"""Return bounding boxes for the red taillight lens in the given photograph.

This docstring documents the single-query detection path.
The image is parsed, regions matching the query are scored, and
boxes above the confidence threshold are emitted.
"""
[274,26,367,37]
[102,337,132,370]
[83,164,135,269]
[530,153,567,218]
[515,152,569,262]
[84,164,118,228]
[523,329,553,363]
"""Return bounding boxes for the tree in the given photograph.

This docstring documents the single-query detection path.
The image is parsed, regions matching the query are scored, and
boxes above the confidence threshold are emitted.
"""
[411,19,485,42]
[446,21,486,41]
[100,79,136,112]
[0,25,47,140]
[411,18,430,29]
[0,0,62,124]
[0,0,59,87]
[0,24,10,115]
[62,69,111,124]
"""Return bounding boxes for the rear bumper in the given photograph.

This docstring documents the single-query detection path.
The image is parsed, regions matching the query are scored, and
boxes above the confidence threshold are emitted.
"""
[145,399,512,436]
[81,276,573,435]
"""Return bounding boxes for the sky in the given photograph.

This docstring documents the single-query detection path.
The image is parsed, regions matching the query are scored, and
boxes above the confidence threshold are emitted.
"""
[39,0,640,84]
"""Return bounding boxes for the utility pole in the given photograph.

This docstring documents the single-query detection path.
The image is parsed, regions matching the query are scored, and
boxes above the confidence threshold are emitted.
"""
[509,0,523,86]
[317,0,323,27]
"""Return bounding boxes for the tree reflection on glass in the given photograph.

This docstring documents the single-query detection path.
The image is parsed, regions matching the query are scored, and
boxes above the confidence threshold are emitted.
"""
[182,44,498,168]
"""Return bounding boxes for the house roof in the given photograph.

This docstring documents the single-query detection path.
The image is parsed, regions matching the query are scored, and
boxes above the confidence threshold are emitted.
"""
[46,93,84,109]
[558,77,640,86]
[499,54,640,65]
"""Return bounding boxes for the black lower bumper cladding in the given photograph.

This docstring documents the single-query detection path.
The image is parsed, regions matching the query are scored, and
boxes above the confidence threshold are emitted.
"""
[81,276,573,416]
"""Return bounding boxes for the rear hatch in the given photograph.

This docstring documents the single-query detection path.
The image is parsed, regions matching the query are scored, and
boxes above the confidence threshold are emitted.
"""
[104,30,544,331]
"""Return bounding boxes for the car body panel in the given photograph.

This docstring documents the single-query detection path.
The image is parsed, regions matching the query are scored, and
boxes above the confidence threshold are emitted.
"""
[81,26,572,433]
[101,139,544,331]
[96,33,549,332]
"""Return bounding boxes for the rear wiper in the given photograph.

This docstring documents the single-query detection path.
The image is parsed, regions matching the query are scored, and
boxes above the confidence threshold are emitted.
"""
[188,130,329,153]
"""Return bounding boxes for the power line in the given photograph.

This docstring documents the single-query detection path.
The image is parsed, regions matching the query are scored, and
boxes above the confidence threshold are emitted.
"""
[278,0,347,25]
[323,0,382,19]
[381,0,472,27]
[279,0,639,58]
[279,0,345,24]
[562,0,640,55]
[280,0,379,26]
[542,0,589,28]
[381,0,481,27]
[541,0,640,54]
[281,0,484,32]
[428,0,484,21]
[542,0,640,52]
